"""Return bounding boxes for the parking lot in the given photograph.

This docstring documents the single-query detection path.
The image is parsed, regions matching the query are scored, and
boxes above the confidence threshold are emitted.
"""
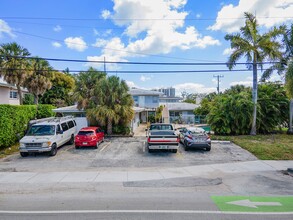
[0,136,257,172]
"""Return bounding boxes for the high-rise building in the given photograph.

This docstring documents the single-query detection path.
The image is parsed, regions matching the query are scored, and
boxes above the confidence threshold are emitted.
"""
[158,87,175,97]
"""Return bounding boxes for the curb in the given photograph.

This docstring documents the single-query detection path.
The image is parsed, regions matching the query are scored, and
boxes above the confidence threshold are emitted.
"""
[211,140,231,144]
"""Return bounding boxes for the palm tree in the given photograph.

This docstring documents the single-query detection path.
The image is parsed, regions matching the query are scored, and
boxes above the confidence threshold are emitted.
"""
[261,24,293,134]
[0,42,31,104]
[73,67,106,110]
[25,57,53,105]
[88,76,134,135]
[225,12,284,135]
[285,62,293,133]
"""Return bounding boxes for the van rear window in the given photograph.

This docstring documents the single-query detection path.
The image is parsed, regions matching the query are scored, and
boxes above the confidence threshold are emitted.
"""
[61,122,69,131]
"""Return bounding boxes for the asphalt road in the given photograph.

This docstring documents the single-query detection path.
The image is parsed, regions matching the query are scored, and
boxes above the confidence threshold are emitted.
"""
[0,185,292,220]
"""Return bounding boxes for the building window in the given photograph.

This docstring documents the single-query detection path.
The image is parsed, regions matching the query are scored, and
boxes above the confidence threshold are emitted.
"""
[152,96,158,103]
[9,91,18,99]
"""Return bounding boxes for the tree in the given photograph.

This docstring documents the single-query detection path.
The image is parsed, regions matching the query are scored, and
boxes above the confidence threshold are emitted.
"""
[207,83,289,135]
[87,76,134,135]
[73,67,106,110]
[0,42,31,104]
[40,71,75,107]
[285,61,293,133]
[225,12,284,135]
[261,24,293,134]
[25,57,53,105]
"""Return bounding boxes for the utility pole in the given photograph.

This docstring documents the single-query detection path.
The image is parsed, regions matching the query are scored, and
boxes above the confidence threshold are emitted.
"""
[213,75,224,94]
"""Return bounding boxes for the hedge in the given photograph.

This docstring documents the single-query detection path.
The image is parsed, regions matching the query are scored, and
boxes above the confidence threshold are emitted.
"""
[0,104,55,149]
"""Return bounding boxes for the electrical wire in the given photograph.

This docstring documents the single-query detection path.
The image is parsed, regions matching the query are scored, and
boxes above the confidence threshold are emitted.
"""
[0,55,280,66]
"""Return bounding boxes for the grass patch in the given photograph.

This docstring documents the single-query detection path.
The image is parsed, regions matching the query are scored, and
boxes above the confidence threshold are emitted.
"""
[0,143,19,159]
[212,134,293,160]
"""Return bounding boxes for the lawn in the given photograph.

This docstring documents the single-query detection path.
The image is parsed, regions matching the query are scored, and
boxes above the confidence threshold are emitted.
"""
[212,134,293,160]
[0,143,19,159]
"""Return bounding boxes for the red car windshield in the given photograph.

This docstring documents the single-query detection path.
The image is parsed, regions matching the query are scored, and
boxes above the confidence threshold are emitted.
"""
[78,131,95,136]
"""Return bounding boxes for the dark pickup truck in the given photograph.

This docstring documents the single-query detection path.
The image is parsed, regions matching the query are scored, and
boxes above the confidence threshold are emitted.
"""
[146,123,179,153]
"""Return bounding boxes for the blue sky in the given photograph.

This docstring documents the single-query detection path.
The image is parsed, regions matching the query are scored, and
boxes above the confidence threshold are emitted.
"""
[0,0,292,96]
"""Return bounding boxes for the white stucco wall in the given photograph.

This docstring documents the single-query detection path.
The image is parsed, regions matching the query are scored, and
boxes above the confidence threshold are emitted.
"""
[0,87,20,105]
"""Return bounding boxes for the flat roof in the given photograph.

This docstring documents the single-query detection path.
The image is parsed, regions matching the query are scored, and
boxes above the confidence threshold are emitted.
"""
[160,102,199,111]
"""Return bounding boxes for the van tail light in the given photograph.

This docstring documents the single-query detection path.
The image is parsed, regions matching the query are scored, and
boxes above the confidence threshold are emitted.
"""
[176,137,180,143]
[147,137,150,143]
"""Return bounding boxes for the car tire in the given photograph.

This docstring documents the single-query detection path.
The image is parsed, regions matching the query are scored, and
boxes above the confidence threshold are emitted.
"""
[20,152,29,157]
[148,147,154,153]
[75,145,79,149]
[206,146,211,151]
[184,146,189,151]
[95,142,98,149]
[49,144,57,156]
[68,135,74,145]
[102,137,104,143]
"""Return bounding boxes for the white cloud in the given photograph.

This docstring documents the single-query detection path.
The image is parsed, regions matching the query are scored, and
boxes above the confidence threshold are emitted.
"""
[87,37,129,70]
[140,75,151,82]
[53,25,62,32]
[223,48,233,55]
[101,10,111,19]
[209,0,293,33]
[52,42,62,48]
[106,0,219,54]
[64,37,87,52]
[92,38,108,47]
[0,19,15,38]
[174,83,216,95]
[126,80,137,88]
[230,81,252,87]
[196,13,201,18]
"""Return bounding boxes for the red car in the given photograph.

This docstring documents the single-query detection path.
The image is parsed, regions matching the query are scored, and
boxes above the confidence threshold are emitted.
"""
[75,127,105,149]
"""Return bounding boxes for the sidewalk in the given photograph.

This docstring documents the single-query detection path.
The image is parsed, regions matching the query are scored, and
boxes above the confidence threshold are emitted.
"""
[0,160,292,184]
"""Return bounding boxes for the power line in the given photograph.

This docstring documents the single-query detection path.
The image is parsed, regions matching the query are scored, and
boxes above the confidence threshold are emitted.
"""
[0,67,270,74]
[0,55,280,66]
[1,16,292,21]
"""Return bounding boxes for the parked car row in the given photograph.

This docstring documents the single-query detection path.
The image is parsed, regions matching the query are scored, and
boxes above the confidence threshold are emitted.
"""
[19,116,105,157]
[19,119,211,157]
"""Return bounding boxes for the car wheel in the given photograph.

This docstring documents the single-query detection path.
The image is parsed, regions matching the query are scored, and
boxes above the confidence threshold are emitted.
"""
[75,145,79,149]
[148,147,154,153]
[206,146,211,151]
[49,144,57,156]
[20,152,29,157]
[95,141,99,149]
[184,146,189,151]
[68,135,74,145]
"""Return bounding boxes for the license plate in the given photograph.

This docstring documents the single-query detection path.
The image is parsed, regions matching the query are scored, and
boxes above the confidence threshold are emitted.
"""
[194,139,204,142]
[82,142,88,145]
[159,145,168,149]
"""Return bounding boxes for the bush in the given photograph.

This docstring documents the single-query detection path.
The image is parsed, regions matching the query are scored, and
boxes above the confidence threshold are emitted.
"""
[112,125,131,135]
[0,104,55,148]
[207,83,289,135]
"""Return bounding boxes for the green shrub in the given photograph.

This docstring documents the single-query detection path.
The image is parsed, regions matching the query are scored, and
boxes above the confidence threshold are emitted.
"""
[0,104,55,149]
[207,83,289,135]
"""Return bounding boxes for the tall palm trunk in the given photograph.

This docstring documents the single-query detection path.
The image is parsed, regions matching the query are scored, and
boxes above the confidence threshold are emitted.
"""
[250,59,258,135]
[107,118,113,135]
[34,95,39,105]
[288,99,293,134]
[17,85,23,105]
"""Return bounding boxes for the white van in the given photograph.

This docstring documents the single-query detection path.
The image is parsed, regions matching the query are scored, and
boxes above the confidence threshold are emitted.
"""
[19,116,77,157]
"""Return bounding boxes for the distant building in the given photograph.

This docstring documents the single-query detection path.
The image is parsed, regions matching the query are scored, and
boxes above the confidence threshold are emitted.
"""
[157,87,175,97]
